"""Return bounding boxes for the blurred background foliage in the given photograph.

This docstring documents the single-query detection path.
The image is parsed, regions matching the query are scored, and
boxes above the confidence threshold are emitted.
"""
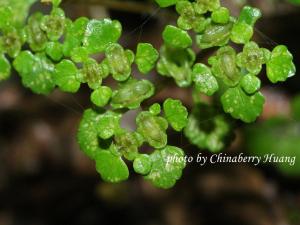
[0,0,300,225]
[288,0,300,5]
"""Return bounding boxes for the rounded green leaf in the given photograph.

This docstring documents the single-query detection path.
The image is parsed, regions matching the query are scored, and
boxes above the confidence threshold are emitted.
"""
[176,1,194,30]
[114,131,143,161]
[162,25,192,49]
[163,98,188,131]
[209,46,241,87]
[136,111,168,149]
[266,45,296,83]
[25,12,48,52]
[0,54,11,81]
[70,46,89,63]
[13,51,55,95]
[95,150,129,183]
[90,86,112,107]
[105,43,133,81]
[175,1,208,32]
[196,22,233,49]
[135,43,159,74]
[231,22,253,44]
[0,6,13,29]
[77,109,102,159]
[211,7,230,24]
[262,48,271,62]
[1,27,23,58]
[192,63,219,96]
[236,41,265,75]
[221,86,265,123]
[96,111,122,139]
[193,17,209,33]
[40,8,65,41]
[81,58,103,90]
[111,79,154,109]
[155,0,178,7]
[194,0,220,14]
[99,59,110,79]
[145,145,186,189]
[238,6,261,26]
[240,74,261,94]
[231,6,260,44]
[63,17,89,57]
[0,0,37,28]
[149,103,161,116]
[231,6,261,44]
[54,59,80,93]
[83,19,122,54]
[45,41,63,61]
[133,154,152,175]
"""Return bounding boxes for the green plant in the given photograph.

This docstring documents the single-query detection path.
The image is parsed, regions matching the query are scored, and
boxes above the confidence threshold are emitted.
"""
[0,0,296,188]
